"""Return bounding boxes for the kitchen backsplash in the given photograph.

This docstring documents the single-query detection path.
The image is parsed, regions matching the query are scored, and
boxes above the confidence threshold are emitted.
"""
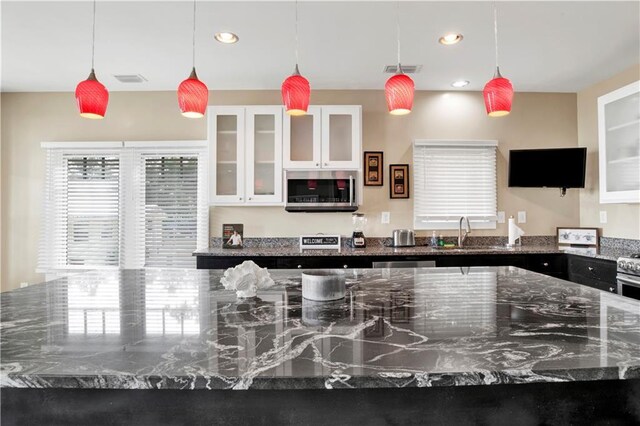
[208,235,640,252]
[209,235,559,248]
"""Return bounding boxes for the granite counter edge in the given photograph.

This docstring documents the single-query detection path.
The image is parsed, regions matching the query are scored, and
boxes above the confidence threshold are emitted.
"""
[2,365,638,391]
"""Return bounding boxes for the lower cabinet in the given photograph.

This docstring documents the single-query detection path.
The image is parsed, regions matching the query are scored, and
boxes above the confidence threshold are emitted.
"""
[276,257,372,269]
[196,252,616,294]
[196,256,278,270]
[435,254,528,269]
[525,254,567,279]
[567,255,617,293]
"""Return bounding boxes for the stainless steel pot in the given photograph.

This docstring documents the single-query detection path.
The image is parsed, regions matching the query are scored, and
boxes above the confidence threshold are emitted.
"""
[392,229,415,247]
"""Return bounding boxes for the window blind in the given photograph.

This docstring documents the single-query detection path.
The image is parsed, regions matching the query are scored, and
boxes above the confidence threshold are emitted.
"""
[38,151,121,270]
[413,140,497,230]
[39,141,208,273]
[122,144,208,269]
[140,155,200,268]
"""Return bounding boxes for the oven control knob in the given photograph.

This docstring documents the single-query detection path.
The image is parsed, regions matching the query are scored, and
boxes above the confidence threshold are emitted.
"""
[633,263,640,272]
[619,261,627,269]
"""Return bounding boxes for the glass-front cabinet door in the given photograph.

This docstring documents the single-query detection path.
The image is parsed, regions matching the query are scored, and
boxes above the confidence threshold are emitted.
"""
[246,106,283,204]
[321,106,361,170]
[598,81,640,204]
[283,106,322,169]
[209,107,245,204]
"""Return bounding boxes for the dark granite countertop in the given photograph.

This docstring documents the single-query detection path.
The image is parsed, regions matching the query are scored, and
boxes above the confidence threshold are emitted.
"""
[2,267,639,390]
[194,244,628,262]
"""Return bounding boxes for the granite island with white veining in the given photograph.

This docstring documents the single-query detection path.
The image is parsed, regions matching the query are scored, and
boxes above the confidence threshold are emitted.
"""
[2,267,639,425]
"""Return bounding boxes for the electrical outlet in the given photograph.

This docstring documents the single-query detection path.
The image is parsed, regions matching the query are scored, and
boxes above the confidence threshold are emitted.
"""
[20,282,29,288]
[517,211,527,224]
[600,211,608,224]
[497,211,506,224]
[381,212,390,224]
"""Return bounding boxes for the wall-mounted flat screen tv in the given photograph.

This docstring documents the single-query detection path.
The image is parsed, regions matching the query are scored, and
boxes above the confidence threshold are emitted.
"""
[508,147,587,190]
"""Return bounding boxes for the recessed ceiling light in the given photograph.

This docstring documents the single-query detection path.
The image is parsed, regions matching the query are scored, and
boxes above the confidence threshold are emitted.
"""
[214,32,239,44]
[439,33,463,45]
[451,80,470,88]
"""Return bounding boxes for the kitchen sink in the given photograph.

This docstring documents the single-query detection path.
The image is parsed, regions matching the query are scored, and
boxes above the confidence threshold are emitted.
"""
[432,245,516,252]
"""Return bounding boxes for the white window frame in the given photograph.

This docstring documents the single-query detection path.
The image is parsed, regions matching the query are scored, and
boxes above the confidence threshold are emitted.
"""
[39,140,208,274]
[413,140,498,231]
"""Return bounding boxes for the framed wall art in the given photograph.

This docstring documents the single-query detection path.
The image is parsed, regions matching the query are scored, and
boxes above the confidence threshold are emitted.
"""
[556,227,599,247]
[389,164,409,199]
[364,151,384,186]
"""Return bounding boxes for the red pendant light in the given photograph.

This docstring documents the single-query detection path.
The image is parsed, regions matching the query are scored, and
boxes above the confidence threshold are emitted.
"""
[76,0,108,119]
[282,65,310,116]
[483,67,513,117]
[385,3,414,115]
[484,3,513,117]
[76,69,109,119]
[282,0,310,116]
[178,68,208,118]
[386,65,414,115]
[178,0,208,118]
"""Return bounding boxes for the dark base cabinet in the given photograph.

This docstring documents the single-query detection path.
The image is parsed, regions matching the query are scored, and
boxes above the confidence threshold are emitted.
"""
[568,255,618,294]
[196,252,618,293]
[525,254,567,278]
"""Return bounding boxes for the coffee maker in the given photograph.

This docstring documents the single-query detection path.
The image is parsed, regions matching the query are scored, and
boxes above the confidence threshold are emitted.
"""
[351,213,367,248]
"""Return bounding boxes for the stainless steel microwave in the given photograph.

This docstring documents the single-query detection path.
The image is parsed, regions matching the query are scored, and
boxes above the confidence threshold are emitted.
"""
[285,170,359,212]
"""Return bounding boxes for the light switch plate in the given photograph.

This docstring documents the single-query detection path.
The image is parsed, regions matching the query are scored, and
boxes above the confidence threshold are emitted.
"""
[497,211,506,223]
[381,212,390,224]
[517,211,527,224]
[599,211,608,224]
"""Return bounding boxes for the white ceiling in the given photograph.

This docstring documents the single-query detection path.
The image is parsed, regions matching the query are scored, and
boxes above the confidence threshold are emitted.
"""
[2,1,639,93]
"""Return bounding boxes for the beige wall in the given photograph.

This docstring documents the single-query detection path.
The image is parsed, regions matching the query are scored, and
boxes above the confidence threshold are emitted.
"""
[577,64,640,239]
[1,89,579,291]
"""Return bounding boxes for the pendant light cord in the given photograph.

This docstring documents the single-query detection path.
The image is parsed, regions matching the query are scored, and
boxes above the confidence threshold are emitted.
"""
[396,1,401,68]
[192,0,197,69]
[295,0,299,66]
[493,1,499,70]
[91,0,96,70]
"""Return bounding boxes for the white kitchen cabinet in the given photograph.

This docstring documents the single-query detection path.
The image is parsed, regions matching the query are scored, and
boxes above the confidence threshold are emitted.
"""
[209,106,283,205]
[283,106,322,169]
[598,80,640,204]
[245,106,283,204]
[283,105,361,170]
[209,107,245,204]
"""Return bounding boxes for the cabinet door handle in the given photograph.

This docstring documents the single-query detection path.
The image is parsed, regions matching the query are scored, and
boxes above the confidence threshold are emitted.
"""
[315,163,319,167]
[297,265,302,269]
[248,197,252,200]
[239,197,243,201]
[343,264,348,269]
[543,262,549,267]
[609,287,616,292]
[588,266,594,272]
[324,163,328,166]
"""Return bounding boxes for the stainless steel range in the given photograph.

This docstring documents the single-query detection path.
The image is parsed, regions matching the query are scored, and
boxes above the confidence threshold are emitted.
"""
[616,254,640,300]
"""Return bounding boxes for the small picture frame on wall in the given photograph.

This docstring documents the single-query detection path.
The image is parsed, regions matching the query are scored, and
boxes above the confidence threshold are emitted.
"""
[389,164,409,199]
[364,151,384,186]
[557,227,599,247]
[223,224,244,249]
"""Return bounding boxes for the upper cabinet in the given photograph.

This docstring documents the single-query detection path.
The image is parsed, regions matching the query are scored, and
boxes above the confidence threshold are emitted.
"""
[209,106,283,205]
[598,81,640,204]
[283,105,361,170]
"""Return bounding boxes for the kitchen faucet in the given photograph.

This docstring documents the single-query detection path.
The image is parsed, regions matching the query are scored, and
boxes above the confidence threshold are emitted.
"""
[458,216,471,247]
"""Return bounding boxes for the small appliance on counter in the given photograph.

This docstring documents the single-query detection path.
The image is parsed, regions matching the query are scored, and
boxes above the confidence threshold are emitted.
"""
[391,229,415,247]
[351,213,367,248]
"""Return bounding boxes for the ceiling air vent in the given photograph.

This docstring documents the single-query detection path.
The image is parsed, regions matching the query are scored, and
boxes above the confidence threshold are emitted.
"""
[383,65,422,74]
[113,74,147,83]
